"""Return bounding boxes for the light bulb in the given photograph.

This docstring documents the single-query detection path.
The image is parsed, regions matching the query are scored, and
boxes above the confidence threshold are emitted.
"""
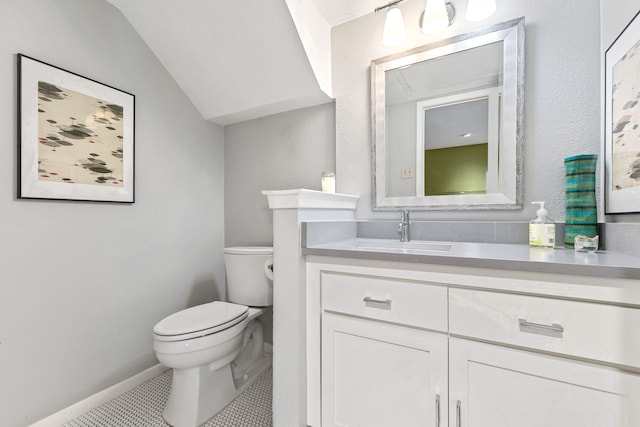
[421,0,449,34]
[383,6,406,47]
[465,0,496,22]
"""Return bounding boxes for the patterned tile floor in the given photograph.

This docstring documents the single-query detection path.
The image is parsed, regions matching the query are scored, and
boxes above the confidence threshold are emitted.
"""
[63,360,272,427]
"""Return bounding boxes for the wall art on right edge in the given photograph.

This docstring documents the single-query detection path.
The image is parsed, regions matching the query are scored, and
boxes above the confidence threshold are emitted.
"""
[605,9,640,214]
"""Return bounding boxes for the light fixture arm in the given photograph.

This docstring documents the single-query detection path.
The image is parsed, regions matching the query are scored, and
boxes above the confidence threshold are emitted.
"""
[375,0,405,13]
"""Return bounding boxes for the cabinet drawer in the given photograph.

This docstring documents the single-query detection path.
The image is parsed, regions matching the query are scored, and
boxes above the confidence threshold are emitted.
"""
[449,288,640,369]
[321,271,447,332]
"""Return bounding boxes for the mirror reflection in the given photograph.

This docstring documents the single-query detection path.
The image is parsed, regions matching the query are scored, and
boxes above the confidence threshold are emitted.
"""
[423,98,490,196]
[371,18,524,210]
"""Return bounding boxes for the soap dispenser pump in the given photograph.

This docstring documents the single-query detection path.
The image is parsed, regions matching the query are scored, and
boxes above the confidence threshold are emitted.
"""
[529,201,556,248]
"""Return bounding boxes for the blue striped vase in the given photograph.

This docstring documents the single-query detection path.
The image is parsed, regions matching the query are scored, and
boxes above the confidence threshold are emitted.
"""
[564,154,598,248]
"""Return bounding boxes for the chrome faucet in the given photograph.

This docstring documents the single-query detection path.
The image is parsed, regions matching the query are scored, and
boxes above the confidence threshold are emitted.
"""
[398,210,410,242]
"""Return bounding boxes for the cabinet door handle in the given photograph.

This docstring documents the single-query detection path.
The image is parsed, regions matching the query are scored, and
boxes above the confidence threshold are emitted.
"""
[456,400,461,427]
[363,296,392,310]
[518,318,564,333]
[435,394,441,427]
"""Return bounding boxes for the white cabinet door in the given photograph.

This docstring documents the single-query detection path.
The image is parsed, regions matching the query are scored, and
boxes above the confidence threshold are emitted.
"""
[449,337,640,427]
[322,312,448,427]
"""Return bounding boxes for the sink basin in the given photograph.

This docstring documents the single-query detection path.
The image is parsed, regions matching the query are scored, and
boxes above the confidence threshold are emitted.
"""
[349,239,452,254]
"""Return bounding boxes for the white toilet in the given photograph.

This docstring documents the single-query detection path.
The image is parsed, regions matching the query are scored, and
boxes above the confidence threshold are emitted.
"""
[153,246,273,427]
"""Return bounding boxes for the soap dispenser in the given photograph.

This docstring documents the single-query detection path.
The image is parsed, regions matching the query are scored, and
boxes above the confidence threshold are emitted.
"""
[529,201,556,248]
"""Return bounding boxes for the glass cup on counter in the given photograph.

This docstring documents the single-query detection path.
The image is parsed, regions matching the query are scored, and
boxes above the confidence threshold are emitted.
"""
[574,234,599,252]
[321,171,336,193]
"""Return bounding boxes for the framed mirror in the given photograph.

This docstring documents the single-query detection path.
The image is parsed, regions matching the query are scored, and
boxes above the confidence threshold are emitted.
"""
[371,17,525,210]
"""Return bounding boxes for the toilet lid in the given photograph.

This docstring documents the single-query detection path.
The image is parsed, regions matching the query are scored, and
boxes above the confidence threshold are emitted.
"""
[153,301,248,339]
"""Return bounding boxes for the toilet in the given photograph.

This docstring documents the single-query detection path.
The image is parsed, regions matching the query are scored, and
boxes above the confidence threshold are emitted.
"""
[153,246,273,427]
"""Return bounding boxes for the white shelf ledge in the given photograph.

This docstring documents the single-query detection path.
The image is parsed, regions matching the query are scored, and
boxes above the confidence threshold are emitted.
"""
[261,189,359,210]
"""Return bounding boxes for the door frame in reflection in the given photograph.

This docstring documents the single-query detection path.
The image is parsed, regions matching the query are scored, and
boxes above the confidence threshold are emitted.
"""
[416,87,501,197]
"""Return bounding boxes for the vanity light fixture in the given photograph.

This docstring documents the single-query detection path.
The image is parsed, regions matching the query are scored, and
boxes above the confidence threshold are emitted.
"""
[420,0,455,35]
[377,0,497,45]
[465,0,496,22]
[375,0,407,47]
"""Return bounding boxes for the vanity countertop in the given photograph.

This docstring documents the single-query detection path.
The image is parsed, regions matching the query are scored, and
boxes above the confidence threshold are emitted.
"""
[303,238,640,280]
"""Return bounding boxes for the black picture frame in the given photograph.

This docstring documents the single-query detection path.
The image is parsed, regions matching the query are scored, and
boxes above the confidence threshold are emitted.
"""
[604,10,640,214]
[18,54,135,203]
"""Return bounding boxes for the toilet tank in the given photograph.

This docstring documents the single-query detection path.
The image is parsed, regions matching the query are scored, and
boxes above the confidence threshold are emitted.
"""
[224,246,273,307]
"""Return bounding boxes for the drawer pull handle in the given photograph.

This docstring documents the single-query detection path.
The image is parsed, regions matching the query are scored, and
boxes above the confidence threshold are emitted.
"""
[363,296,392,310]
[435,394,441,427]
[518,318,564,333]
[456,400,462,427]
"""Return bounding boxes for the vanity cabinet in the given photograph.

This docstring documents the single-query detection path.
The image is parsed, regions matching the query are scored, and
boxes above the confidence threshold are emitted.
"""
[307,258,640,427]
[320,272,448,427]
[448,287,640,426]
[322,313,448,427]
[449,337,640,427]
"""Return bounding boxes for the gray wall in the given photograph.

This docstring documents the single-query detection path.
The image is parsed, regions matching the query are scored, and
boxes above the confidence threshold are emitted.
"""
[0,1,225,425]
[224,102,336,247]
[224,102,336,346]
[602,0,640,47]
[333,0,601,222]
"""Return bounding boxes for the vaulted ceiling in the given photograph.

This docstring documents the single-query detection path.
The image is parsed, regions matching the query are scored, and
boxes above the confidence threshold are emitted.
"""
[106,0,381,125]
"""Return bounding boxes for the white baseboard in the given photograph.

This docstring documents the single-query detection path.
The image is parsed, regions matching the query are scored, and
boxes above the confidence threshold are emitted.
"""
[30,363,169,427]
[31,343,273,426]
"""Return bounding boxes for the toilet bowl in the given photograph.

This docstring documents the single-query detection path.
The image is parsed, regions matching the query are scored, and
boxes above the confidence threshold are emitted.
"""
[153,246,273,427]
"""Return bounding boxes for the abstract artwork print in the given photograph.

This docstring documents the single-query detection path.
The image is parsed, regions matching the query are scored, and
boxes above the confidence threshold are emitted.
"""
[37,82,124,186]
[611,37,640,191]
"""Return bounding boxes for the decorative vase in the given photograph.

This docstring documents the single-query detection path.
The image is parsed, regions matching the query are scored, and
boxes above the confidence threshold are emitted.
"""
[564,154,598,248]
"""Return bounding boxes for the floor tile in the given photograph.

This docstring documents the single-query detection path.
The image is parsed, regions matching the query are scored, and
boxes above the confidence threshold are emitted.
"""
[63,360,272,427]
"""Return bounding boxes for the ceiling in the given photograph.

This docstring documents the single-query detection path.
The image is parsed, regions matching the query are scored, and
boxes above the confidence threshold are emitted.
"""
[106,0,380,126]
[312,0,383,26]
[386,41,503,105]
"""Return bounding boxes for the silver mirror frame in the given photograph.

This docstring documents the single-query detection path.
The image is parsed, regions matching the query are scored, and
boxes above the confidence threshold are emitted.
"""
[371,17,525,210]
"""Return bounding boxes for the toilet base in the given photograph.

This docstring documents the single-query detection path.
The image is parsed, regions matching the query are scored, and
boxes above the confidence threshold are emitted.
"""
[233,355,271,391]
[162,355,271,427]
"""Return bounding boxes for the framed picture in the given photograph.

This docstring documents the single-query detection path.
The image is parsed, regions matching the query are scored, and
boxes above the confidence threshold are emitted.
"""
[18,54,135,203]
[604,10,640,214]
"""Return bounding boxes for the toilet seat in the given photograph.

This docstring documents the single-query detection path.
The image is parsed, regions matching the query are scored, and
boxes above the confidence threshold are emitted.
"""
[154,301,248,342]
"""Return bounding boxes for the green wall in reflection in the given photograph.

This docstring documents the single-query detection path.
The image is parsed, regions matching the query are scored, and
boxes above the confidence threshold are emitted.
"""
[424,143,488,196]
